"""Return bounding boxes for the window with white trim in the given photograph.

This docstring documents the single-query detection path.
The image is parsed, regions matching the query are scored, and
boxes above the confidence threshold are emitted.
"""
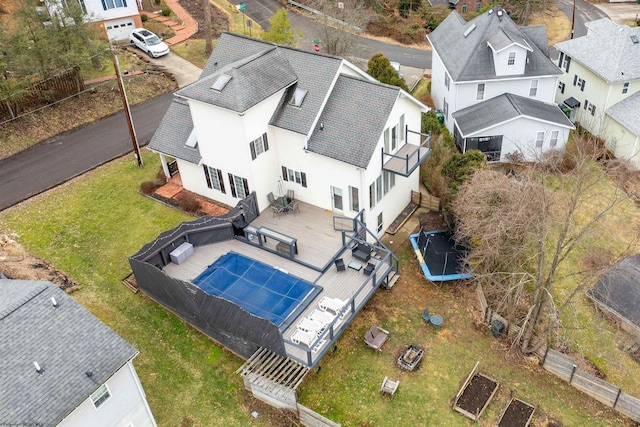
[376,175,382,203]
[588,104,596,116]
[623,82,629,94]
[391,125,398,150]
[476,83,485,100]
[550,130,559,147]
[529,79,538,97]
[228,174,249,199]
[558,81,565,94]
[443,99,448,119]
[203,165,225,193]
[91,384,111,409]
[349,186,359,212]
[377,212,384,233]
[461,4,467,12]
[535,131,545,148]
[384,128,390,152]
[281,166,307,187]
[573,75,585,91]
[383,171,395,195]
[369,172,395,208]
[249,133,268,160]
[399,114,405,143]
[508,52,516,66]
[444,73,450,90]
[101,0,127,9]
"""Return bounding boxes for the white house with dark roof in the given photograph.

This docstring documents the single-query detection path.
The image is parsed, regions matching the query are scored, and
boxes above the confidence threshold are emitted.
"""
[554,19,640,166]
[149,32,430,237]
[0,279,156,427]
[428,7,569,161]
[452,93,574,161]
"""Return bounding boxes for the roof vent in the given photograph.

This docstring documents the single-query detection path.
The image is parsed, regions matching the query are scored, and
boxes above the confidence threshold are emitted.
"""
[320,123,324,130]
[463,24,477,38]
[51,297,58,307]
[86,371,93,378]
[34,361,43,374]
[488,8,494,14]
[631,34,639,44]
[497,9,503,21]
[211,74,232,92]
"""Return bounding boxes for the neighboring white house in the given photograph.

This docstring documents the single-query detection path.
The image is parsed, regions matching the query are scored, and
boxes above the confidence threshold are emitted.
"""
[452,93,574,162]
[46,0,142,41]
[428,7,568,161]
[603,92,640,168]
[554,19,640,164]
[0,279,157,427]
[149,32,431,237]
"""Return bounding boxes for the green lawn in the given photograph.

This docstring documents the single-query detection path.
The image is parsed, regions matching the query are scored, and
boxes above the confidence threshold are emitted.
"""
[1,151,639,426]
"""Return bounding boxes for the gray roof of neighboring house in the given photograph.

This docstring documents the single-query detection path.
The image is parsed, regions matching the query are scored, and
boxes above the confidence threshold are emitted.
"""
[606,91,640,136]
[148,98,201,164]
[177,47,298,113]
[555,19,640,83]
[428,8,560,82]
[0,280,137,427]
[452,93,574,136]
[306,74,399,168]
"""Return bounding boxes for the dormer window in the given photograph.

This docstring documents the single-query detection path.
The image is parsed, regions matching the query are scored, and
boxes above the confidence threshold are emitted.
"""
[508,52,516,66]
[211,74,232,91]
[290,88,307,107]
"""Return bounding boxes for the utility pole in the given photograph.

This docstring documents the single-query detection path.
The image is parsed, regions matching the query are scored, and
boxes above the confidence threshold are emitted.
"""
[109,43,143,167]
[571,0,577,39]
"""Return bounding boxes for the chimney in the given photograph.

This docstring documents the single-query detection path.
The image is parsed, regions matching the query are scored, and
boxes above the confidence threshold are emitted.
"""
[51,297,58,308]
[34,361,43,374]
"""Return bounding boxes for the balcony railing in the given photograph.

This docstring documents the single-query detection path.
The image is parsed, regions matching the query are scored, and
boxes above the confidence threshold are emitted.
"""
[382,130,431,177]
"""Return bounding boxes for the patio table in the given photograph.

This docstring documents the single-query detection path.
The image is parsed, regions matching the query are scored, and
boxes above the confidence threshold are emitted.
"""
[348,260,363,271]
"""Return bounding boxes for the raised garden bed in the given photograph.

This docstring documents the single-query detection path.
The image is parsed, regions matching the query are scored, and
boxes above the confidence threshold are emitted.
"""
[453,361,499,421]
[397,344,424,371]
[497,398,535,427]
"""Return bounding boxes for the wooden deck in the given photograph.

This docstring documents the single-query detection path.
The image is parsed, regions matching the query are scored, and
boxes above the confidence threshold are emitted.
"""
[161,201,393,366]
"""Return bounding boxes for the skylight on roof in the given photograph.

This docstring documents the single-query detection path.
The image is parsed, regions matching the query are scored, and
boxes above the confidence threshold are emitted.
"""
[289,88,308,107]
[631,34,639,44]
[211,74,232,92]
[185,129,198,148]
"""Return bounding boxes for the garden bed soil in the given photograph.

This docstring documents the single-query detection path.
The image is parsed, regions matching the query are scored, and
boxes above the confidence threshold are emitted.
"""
[455,373,499,420]
[497,398,535,427]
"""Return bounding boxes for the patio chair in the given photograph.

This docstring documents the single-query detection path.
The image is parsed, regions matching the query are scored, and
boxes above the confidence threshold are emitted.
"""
[287,189,295,200]
[381,376,399,399]
[363,262,375,276]
[290,201,300,216]
[364,324,389,351]
[334,258,346,272]
[267,192,276,205]
[271,204,285,219]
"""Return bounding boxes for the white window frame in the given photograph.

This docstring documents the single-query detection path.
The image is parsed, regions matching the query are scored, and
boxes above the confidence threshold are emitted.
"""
[399,114,405,143]
[207,166,224,193]
[230,174,248,199]
[444,73,450,90]
[550,130,559,147]
[443,99,448,119]
[529,79,538,97]
[535,131,545,148]
[391,125,398,150]
[91,384,111,409]
[461,4,467,12]
[349,186,359,212]
[383,128,390,152]
[377,212,384,233]
[623,82,629,94]
[508,51,516,66]
[476,83,485,101]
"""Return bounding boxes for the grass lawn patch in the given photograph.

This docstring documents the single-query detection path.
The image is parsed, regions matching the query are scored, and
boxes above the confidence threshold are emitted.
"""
[529,5,571,46]
[173,39,215,69]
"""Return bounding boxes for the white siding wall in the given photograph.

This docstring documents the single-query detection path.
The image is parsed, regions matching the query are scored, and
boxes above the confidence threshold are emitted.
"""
[430,48,447,113]
[59,361,156,427]
[602,116,640,170]
[466,117,571,162]
[82,0,139,21]
[491,45,528,77]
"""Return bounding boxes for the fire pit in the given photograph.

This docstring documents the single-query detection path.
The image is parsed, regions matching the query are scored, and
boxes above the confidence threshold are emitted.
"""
[397,344,424,371]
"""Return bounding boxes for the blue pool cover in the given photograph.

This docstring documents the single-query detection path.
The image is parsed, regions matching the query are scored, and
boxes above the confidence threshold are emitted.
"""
[410,229,473,282]
[192,252,320,329]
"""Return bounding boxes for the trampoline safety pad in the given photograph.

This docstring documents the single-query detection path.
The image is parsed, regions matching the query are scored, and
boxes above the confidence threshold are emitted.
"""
[192,252,320,329]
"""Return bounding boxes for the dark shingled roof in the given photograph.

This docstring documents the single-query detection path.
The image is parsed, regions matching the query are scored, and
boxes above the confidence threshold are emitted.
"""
[148,98,201,164]
[177,47,298,114]
[588,255,640,328]
[452,93,574,136]
[0,280,137,426]
[306,74,399,168]
[606,91,640,136]
[428,8,560,82]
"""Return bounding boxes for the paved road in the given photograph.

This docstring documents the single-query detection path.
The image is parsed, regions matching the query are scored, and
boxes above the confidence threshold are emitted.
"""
[0,93,174,211]
[244,0,431,69]
[555,0,609,39]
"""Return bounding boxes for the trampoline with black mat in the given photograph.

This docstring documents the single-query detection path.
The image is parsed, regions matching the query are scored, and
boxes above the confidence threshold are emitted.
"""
[409,229,472,282]
[193,252,321,331]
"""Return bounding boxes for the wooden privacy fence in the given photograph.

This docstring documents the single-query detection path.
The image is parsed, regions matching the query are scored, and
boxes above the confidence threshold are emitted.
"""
[476,283,640,423]
[542,349,640,422]
[0,66,84,121]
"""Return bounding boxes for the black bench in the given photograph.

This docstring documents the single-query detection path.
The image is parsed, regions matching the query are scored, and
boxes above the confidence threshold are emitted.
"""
[352,243,371,263]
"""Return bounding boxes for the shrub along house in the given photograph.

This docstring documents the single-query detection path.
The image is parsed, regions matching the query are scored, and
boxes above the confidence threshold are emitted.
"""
[428,7,571,161]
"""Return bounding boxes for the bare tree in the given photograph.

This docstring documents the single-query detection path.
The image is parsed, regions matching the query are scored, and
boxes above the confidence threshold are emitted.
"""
[311,0,368,58]
[452,143,638,354]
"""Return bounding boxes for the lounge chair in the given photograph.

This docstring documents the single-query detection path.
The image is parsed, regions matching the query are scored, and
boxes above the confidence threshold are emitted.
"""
[381,376,399,399]
[334,258,345,272]
[363,262,375,276]
[364,324,389,351]
[291,329,316,347]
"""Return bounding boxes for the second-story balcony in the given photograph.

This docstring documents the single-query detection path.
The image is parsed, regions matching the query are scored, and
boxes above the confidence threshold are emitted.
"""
[382,129,431,177]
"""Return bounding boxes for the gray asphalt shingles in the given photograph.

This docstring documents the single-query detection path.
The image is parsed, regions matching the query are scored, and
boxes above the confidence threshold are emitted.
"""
[0,280,137,426]
[148,98,200,164]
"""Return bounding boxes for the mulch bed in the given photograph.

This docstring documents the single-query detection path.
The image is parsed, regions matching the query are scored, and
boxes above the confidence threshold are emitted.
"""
[455,374,498,419]
[386,202,419,234]
[174,0,230,39]
[498,398,535,427]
